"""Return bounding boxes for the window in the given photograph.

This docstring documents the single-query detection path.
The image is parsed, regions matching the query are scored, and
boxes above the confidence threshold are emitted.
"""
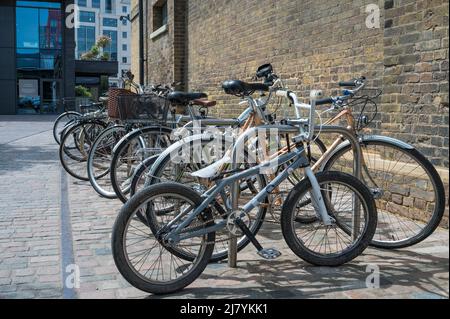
[77,25,96,58]
[92,0,100,9]
[77,0,87,6]
[122,31,127,38]
[16,5,62,70]
[122,57,127,64]
[122,44,127,51]
[122,18,127,26]
[103,30,117,60]
[103,18,117,27]
[17,1,61,9]
[153,0,168,31]
[39,9,62,49]
[40,50,60,69]
[79,11,95,23]
[122,6,127,13]
[16,7,39,49]
[104,0,112,13]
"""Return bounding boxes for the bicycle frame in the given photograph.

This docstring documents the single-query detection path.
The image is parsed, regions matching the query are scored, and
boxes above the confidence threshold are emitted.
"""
[163,144,333,244]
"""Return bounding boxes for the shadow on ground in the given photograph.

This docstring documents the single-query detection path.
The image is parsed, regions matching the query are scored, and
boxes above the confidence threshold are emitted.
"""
[144,247,448,299]
[0,115,57,123]
[0,143,58,175]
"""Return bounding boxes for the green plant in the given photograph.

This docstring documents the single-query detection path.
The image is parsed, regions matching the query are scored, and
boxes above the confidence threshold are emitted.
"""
[96,35,111,49]
[80,51,95,60]
[90,45,100,56]
[100,52,110,61]
[79,36,112,61]
[75,85,92,98]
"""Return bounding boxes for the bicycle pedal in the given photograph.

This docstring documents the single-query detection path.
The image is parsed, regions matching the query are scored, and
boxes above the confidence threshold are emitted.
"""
[257,248,281,260]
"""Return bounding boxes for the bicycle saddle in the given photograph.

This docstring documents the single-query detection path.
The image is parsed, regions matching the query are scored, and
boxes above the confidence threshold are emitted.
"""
[167,91,207,105]
[222,80,269,96]
[190,156,231,179]
[192,99,216,107]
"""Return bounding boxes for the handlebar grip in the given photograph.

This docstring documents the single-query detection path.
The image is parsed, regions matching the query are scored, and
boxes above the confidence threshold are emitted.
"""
[338,80,357,87]
[315,97,334,105]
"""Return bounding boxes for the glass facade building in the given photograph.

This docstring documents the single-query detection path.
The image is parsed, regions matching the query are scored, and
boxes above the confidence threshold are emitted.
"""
[15,1,64,114]
[0,0,124,114]
[0,0,75,114]
[74,0,131,88]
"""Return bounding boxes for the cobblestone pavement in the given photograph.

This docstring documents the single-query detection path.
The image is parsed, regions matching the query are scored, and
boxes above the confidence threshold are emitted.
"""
[0,116,448,299]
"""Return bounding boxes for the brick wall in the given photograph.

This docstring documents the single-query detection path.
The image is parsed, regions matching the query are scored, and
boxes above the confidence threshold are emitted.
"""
[131,0,188,88]
[130,0,140,84]
[381,0,448,168]
[133,0,449,170]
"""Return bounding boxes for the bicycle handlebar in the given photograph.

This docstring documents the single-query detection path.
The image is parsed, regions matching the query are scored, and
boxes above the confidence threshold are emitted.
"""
[315,97,335,105]
[338,80,357,87]
[338,76,366,87]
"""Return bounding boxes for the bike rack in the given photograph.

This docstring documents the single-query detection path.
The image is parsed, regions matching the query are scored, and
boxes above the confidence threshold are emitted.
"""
[228,124,362,268]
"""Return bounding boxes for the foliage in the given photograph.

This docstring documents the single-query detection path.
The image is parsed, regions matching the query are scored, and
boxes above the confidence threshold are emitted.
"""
[100,52,110,61]
[96,35,111,48]
[79,36,112,61]
[75,85,93,98]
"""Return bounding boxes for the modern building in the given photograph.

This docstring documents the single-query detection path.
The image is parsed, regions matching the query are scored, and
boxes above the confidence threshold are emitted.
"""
[0,0,119,115]
[0,0,76,114]
[75,0,131,87]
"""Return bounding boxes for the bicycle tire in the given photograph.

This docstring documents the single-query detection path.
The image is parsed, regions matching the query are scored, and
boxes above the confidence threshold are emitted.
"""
[53,111,81,144]
[110,126,173,203]
[87,125,127,198]
[59,120,107,180]
[281,171,377,266]
[323,139,445,248]
[112,182,215,294]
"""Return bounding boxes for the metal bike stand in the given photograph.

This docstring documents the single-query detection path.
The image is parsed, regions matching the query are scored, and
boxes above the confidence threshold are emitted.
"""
[228,144,239,268]
[227,125,301,268]
[315,125,363,240]
[227,124,363,267]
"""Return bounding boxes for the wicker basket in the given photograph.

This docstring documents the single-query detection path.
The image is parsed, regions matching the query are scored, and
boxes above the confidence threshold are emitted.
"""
[117,94,170,123]
[107,88,136,118]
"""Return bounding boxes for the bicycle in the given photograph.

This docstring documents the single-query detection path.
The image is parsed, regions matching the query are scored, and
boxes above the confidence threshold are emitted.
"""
[53,98,105,145]
[310,77,446,248]
[87,84,175,198]
[111,88,378,294]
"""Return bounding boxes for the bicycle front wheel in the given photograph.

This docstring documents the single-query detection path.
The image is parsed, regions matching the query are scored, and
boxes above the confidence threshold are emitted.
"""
[324,140,445,248]
[281,171,377,266]
[87,125,127,198]
[110,126,173,203]
[53,111,81,144]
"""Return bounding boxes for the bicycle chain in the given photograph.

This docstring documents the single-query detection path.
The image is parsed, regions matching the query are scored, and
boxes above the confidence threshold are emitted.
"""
[169,210,236,247]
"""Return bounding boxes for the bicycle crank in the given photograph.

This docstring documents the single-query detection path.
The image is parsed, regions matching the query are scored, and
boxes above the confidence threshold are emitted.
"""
[232,216,281,260]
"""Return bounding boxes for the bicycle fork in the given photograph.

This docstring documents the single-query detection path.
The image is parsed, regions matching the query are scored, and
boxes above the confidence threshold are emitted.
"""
[304,167,334,226]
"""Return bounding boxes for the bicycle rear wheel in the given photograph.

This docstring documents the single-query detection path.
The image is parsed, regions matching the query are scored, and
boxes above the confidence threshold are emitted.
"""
[112,182,215,294]
[110,126,173,203]
[324,140,445,248]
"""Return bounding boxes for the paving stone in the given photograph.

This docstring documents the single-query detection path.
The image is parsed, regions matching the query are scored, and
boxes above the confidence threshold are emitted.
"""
[0,117,448,299]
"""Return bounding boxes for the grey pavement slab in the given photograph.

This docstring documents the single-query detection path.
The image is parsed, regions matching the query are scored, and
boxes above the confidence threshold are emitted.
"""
[0,116,448,299]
